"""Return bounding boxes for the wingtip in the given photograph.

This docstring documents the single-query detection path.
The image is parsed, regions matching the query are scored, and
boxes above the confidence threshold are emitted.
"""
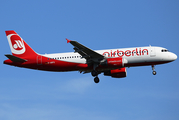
[66,38,71,43]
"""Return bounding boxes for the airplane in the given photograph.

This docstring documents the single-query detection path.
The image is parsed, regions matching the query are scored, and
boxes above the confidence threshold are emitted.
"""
[4,30,177,83]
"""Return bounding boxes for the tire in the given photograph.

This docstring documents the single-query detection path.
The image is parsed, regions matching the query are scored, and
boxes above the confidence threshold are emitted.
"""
[94,77,100,83]
[153,71,157,75]
[91,70,98,77]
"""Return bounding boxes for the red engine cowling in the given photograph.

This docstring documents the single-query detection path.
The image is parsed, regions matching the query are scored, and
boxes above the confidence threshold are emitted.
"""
[104,67,127,78]
[101,57,124,68]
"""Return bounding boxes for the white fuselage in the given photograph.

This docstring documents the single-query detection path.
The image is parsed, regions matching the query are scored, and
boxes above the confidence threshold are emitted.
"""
[42,46,177,67]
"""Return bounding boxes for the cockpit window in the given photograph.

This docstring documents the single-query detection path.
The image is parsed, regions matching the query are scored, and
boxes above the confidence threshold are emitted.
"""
[161,49,169,52]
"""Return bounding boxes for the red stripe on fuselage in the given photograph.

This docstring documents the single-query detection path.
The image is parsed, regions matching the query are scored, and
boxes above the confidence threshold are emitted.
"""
[4,54,173,72]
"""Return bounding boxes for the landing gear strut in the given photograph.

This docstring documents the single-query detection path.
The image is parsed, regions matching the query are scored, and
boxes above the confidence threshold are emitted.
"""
[152,65,157,75]
[91,63,100,83]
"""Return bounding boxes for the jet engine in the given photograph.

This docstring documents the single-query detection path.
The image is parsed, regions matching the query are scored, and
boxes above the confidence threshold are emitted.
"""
[104,67,127,78]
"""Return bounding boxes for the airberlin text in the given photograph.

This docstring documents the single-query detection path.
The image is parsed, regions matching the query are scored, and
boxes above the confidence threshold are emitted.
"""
[103,48,148,57]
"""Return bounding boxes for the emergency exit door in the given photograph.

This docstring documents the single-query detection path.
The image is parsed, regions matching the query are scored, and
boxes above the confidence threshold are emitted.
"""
[150,47,156,57]
[37,55,42,65]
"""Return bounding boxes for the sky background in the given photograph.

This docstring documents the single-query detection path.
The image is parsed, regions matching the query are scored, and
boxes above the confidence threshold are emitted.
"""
[0,0,179,120]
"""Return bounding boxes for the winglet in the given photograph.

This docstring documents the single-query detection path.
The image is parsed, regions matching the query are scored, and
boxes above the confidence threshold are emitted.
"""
[66,38,71,43]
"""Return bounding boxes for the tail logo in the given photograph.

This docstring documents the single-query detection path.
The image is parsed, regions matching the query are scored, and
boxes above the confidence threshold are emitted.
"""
[7,34,26,54]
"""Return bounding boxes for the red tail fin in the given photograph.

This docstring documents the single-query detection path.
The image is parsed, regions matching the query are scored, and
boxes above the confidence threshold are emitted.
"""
[5,30,37,58]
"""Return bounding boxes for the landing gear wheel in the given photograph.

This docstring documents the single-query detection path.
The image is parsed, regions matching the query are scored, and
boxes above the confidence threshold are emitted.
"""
[94,77,100,83]
[91,70,98,77]
[151,65,157,75]
[153,71,157,75]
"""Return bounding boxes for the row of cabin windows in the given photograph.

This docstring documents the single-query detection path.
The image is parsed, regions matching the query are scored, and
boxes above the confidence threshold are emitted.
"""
[48,56,82,60]
[104,51,148,55]
[48,51,149,60]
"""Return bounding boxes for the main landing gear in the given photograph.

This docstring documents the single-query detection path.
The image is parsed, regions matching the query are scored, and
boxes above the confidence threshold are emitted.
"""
[91,70,98,77]
[91,63,101,83]
[94,76,100,83]
[91,70,100,83]
[152,65,157,75]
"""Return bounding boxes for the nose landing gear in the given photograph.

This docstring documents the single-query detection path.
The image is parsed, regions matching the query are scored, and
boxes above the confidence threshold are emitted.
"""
[152,71,157,75]
[152,65,157,75]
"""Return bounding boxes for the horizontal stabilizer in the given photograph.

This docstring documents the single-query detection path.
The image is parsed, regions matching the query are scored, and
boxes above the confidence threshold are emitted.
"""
[5,54,27,62]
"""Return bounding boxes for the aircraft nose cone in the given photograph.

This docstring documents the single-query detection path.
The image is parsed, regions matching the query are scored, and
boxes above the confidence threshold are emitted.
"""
[173,53,177,60]
[165,53,177,62]
[170,53,177,61]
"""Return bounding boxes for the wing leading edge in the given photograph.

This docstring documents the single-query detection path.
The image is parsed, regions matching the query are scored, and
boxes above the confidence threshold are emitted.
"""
[66,39,105,62]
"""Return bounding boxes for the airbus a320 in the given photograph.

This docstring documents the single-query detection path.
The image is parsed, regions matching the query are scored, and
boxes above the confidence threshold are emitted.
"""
[4,30,177,83]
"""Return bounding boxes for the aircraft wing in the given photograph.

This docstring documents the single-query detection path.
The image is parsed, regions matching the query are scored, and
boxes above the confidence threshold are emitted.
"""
[66,39,105,62]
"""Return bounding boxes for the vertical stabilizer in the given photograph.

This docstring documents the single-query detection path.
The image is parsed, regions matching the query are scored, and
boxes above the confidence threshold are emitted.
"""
[5,30,38,58]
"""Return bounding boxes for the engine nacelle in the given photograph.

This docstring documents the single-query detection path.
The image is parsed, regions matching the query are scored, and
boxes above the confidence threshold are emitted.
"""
[104,67,127,78]
[100,57,124,68]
